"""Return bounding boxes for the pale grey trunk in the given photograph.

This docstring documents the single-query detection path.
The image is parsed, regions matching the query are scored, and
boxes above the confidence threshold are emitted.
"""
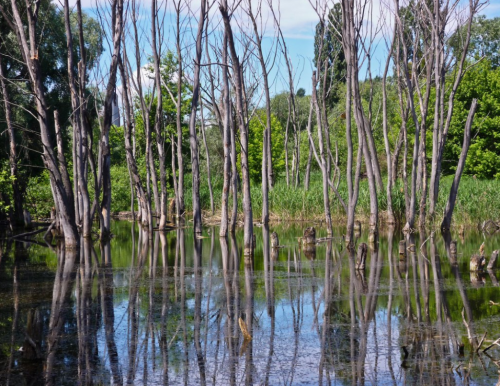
[441,100,477,231]
[175,6,185,219]
[7,0,79,247]
[199,97,214,215]
[220,32,231,237]
[151,0,168,229]
[220,2,253,254]
[188,0,207,234]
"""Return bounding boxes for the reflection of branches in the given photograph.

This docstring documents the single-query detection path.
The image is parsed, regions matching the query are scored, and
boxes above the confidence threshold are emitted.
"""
[45,246,78,386]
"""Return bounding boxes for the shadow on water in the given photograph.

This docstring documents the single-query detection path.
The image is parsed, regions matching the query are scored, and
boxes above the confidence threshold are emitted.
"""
[1,222,500,384]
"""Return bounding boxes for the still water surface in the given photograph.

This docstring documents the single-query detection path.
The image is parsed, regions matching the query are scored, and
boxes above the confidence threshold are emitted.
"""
[1,221,500,385]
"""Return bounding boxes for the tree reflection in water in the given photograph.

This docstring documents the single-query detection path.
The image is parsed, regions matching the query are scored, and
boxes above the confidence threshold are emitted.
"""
[1,223,500,385]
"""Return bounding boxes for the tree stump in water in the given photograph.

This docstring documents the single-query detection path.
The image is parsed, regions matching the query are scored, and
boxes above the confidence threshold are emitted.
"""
[470,254,486,272]
[399,240,407,261]
[488,250,499,270]
[303,227,316,245]
[355,243,368,270]
[270,232,279,248]
[302,227,316,260]
[23,308,42,360]
[470,270,486,287]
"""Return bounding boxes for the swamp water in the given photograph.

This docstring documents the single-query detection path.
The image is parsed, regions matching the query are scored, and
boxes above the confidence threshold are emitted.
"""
[1,221,500,385]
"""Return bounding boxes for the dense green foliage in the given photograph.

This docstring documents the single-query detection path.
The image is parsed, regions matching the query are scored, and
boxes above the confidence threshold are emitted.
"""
[444,60,500,178]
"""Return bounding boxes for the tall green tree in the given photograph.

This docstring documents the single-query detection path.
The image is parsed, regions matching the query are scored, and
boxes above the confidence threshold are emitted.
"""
[444,60,500,179]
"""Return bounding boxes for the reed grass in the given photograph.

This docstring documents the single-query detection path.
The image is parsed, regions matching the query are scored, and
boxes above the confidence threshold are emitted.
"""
[188,172,500,227]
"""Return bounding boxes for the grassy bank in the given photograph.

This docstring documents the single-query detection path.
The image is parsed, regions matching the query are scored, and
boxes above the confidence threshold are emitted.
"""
[24,167,500,227]
[184,172,500,227]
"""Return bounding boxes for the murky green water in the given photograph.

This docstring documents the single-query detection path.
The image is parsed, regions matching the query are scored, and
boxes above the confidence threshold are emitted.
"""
[1,221,500,385]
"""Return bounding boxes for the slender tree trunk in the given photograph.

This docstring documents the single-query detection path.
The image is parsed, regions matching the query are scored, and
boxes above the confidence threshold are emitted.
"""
[441,99,477,231]
[382,29,396,225]
[220,31,231,237]
[151,0,168,229]
[220,2,253,254]
[175,2,185,219]
[6,0,79,247]
[230,103,238,233]
[188,0,207,234]
[119,56,152,230]
[311,71,332,234]
[248,3,273,189]
[199,97,214,215]
[99,0,124,239]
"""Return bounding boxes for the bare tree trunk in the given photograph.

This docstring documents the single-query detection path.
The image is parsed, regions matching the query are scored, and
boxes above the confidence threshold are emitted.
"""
[382,29,396,225]
[304,100,314,192]
[220,31,231,237]
[441,99,477,231]
[151,0,168,229]
[3,0,79,247]
[188,0,207,234]
[311,71,332,234]
[175,0,185,219]
[284,97,291,187]
[230,102,238,233]
[220,2,253,254]
[248,2,273,190]
[99,0,124,239]
[342,0,378,240]
[341,0,365,247]
[199,97,214,215]
[63,0,92,237]
[428,0,479,219]
[0,55,22,225]
[119,56,152,230]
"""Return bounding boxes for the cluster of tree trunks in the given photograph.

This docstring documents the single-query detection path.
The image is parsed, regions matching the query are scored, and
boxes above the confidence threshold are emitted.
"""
[0,0,484,251]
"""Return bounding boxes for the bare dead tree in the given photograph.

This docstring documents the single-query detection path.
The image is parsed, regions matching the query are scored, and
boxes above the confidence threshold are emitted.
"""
[97,0,124,239]
[340,0,378,242]
[220,29,232,237]
[199,96,214,215]
[247,0,274,193]
[428,0,482,220]
[1,0,79,247]
[63,0,93,238]
[119,52,152,231]
[174,0,186,221]
[441,99,477,231]
[188,0,208,234]
[151,0,169,230]
[220,0,254,254]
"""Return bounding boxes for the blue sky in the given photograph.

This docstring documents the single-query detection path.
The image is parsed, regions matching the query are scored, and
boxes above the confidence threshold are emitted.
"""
[77,0,500,99]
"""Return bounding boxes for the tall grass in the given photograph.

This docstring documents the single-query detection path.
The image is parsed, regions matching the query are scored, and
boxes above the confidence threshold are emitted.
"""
[189,172,500,226]
[59,165,499,227]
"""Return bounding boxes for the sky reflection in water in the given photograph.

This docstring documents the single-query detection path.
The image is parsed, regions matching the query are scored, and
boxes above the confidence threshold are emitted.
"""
[1,221,500,385]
